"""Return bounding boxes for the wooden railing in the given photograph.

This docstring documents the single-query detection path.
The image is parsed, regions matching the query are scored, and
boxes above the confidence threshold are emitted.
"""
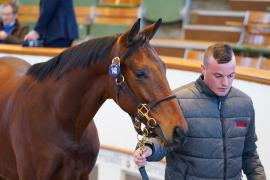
[0,44,65,56]
[90,5,139,25]
[74,6,91,25]
[18,5,39,24]
[229,0,270,11]
[0,0,9,3]
[18,5,91,26]
[163,56,270,85]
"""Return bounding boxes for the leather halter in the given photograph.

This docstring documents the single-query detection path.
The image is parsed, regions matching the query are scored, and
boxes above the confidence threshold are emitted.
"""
[110,56,176,138]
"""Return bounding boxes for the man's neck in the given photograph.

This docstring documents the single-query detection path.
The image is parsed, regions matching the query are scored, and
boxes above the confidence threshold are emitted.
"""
[4,19,16,28]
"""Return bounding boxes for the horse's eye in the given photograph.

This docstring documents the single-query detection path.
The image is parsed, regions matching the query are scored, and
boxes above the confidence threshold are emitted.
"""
[135,70,148,79]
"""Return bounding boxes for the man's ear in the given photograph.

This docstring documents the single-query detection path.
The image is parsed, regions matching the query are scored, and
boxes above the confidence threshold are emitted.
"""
[201,63,206,76]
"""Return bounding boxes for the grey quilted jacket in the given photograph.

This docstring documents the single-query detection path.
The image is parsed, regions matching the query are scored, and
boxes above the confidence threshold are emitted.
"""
[147,76,266,180]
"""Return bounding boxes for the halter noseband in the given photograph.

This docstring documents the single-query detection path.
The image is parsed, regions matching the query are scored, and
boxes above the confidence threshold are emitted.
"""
[109,56,176,138]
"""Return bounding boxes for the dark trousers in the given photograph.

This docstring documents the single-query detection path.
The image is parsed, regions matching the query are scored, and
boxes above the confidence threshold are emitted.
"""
[45,38,73,48]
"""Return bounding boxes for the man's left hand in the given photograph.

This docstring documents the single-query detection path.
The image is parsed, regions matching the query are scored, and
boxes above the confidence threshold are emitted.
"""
[0,31,8,40]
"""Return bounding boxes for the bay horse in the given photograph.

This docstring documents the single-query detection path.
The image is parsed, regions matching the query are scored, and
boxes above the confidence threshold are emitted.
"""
[0,19,187,180]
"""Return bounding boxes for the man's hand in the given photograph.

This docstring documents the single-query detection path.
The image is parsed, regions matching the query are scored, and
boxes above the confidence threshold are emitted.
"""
[0,31,7,40]
[24,30,39,41]
[133,146,153,167]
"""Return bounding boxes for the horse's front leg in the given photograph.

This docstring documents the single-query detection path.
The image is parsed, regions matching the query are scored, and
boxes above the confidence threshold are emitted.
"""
[49,164,89,180]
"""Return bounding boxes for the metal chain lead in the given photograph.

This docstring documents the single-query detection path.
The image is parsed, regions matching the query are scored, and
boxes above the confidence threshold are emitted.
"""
[137,128,151,180]
[137,127,151,155]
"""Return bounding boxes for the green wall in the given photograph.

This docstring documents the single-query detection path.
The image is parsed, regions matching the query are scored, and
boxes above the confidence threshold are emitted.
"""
[19,0,38,6]
[73,0,98,6]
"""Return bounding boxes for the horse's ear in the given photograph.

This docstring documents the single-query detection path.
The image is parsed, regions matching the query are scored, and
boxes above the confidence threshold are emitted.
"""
[140,18,162,40]
[128,18,141,42]
[119,18,141,44]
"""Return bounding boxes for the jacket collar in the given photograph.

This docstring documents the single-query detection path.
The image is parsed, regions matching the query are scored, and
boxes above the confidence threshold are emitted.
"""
[195,75,229,99]
[0,19,19,32]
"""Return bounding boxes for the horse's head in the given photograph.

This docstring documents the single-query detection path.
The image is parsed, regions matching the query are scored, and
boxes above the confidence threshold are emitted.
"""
[108,19,187,145]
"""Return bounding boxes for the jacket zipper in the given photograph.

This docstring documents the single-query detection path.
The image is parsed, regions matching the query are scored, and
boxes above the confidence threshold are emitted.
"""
[218,98,227,180]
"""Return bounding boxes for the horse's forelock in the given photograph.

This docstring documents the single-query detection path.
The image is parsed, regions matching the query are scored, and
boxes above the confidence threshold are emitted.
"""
[121,34,148,61]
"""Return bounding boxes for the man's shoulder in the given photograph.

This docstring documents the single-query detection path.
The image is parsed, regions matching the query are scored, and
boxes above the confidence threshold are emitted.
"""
[173,82,197,98]
[229,87,251,100]
[227,87,254,113]
[227,87,254,109]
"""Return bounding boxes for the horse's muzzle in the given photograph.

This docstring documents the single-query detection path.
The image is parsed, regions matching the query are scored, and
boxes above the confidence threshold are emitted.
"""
[173,126,186,145]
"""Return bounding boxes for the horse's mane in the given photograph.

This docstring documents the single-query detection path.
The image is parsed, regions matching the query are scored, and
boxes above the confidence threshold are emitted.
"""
[26,36,118,81]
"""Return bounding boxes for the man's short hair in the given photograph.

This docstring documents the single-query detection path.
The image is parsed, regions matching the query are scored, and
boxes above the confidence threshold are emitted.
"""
[203,44,233,68]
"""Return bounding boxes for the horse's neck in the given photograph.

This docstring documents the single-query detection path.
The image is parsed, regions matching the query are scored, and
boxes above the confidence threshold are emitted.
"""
[52,67,109,140]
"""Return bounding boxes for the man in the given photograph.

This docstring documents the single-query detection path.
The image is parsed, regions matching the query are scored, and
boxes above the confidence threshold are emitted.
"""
[133,44,266,180]
[24,0,78,47]
[10,0,20,7]
[0,3,29,44]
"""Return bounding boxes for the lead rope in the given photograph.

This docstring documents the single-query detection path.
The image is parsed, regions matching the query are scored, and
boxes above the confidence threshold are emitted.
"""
[137,127,151,180]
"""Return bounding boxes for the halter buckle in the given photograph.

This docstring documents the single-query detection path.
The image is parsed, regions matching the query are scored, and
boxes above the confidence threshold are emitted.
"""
[138,104,149,116]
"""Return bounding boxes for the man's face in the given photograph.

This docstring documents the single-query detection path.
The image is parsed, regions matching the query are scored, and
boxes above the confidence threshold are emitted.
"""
[1,5,17,26]
[201,55,236,96]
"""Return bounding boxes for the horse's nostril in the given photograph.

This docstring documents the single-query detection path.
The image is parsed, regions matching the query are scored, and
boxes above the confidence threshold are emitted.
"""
[173,126,186,144]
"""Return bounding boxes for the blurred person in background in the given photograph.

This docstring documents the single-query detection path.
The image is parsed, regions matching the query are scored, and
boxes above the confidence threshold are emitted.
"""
[10,0,20,7]
[24,0,78,48]
[0,3,29,44]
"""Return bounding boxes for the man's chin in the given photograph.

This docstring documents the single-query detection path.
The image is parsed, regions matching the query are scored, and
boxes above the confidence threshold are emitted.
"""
[217,91,228,96]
